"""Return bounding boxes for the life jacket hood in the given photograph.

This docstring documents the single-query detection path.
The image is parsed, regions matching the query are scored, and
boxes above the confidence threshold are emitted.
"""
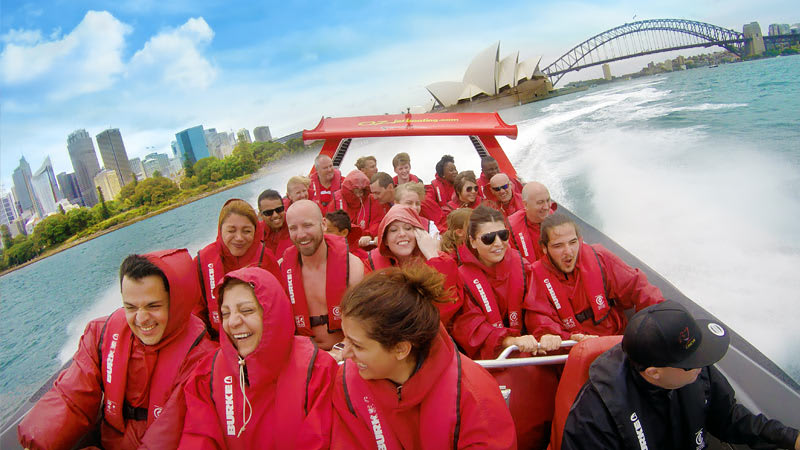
[341,170,370,209]
[215,267,294,385]
[376,204,425,260]
[143,248,201,349]
[215,216,262,272]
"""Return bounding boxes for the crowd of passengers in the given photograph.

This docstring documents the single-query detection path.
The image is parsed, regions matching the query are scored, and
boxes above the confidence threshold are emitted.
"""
[18,152,800,450]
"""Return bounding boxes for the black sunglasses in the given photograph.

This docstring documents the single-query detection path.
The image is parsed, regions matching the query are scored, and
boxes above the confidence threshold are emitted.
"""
[480,229,509,245]
[261,205,285,217]
[492,183,510,192]
[464,186,477,193]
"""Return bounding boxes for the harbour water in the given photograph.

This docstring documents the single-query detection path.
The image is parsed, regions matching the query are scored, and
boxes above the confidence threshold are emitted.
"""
[1,55,798,422]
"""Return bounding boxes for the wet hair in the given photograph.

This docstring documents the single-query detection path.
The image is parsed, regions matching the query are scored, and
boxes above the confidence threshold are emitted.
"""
[467,205,505,240]
[326,209,352,233]
[392,152,410,168]
[257,189,282,206]
[355,155,376,170]
[539,213,581,247]
[395,182,425,203]
[435,155,455,177]
[370,172,393,188]
[439,208,473,255]
[218,198,258,230]
[454,170,477,196]
[119,254,169,292]
[341,265,449,362]
[287,175,310,189]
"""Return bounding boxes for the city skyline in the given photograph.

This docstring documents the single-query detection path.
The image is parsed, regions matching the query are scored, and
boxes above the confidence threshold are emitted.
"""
[1,0,796,188]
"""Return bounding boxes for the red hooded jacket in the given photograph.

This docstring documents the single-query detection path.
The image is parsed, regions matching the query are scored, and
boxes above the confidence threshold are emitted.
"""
[428,174,456,208]
[365,205,464,327]
[330,170,384,235]
[310,168,343,215]
[392,173,422,185]
[195,225,280,335]
[261,220,293,260]
[179,267,337,449]
[332,326,517,449]
[451,244,530,360]
[18,249,215,450]
[524,243,664,339]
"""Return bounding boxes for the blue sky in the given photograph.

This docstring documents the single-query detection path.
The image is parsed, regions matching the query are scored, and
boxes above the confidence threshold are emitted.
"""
[1,0,795,190]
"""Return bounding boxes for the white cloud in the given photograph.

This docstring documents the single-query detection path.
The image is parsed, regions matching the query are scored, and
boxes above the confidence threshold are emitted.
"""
[128,17,216,90]
[0,11,131,99]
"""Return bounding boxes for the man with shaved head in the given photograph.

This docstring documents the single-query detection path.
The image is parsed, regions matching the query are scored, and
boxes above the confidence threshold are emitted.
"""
[309,154,343,214]
[489,173,524,217]
[507,181,556,265]
[281,200,365,360]
[477,156,523,200]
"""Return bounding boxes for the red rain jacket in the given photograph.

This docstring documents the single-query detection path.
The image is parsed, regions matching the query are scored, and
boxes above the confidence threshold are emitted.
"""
[261,220,293,260]
[451,244,530,360]
[332,326,517,449]
[392,173,422,185]
[195,227,280,336]
[477,172,523,203]
[179,267,337,449]
[428,174,456,208]
[524,243,664,339]
[18,249,215,450]
[310,168,343,215]
[330,170,384,236]
[365,205,464,327]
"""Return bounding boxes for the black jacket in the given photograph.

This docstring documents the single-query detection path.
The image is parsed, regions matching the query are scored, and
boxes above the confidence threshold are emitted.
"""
[561,344,798,450]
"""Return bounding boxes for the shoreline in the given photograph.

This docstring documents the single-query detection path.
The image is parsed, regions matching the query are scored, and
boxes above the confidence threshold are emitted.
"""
[1,176,254,277]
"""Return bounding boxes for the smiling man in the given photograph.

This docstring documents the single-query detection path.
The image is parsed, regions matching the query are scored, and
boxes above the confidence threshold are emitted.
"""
[562,301,800,450]
[488,173,524,217]
[18,249,214,450]
[258,189,293,259]
[508,181,556,264]
[281,200,365,360]
[523,214,664,346]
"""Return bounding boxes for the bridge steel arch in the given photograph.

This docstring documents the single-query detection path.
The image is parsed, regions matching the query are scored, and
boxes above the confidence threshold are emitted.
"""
[543,19,745,85]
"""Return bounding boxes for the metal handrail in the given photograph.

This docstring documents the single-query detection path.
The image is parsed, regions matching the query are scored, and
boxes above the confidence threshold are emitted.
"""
[477,340,578,369]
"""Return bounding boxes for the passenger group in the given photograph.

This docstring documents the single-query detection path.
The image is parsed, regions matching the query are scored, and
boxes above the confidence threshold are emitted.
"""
[18,152,799,450]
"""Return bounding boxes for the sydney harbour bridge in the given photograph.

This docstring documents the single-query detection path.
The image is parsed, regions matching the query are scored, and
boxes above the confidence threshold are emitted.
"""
[541,18,785,85]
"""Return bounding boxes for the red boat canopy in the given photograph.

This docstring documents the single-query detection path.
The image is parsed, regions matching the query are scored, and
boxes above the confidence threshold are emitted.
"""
[302,113,520,179]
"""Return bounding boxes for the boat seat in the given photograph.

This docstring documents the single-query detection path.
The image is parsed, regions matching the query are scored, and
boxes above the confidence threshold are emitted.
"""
[548,335,622,450]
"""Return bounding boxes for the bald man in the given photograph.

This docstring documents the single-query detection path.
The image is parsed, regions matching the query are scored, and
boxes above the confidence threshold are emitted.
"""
[507,182,557,265]
[489,173,524,217]
[281,200,365,361]
[309,154,343,213]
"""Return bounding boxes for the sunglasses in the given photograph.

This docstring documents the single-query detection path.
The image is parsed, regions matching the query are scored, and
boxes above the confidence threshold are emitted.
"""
[464,186,477,193]
[480,229,509,245]
[261,205,285,217]
[492,183,510,192]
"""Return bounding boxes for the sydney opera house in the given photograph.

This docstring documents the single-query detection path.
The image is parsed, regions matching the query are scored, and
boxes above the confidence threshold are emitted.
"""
[427,42,553,112]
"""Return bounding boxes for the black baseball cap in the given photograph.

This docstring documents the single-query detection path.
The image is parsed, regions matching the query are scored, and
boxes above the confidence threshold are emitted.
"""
[622,300,730,369]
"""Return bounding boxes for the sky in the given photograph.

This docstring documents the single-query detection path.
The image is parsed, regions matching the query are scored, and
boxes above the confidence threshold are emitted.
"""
[0,0,795,191]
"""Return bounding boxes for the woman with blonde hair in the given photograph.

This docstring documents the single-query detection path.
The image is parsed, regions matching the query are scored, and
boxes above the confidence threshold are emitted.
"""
[195,199,280,337]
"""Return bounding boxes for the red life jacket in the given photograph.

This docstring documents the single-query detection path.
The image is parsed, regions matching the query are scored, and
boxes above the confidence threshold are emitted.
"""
[532,244,613,333]
[338,331,461,450]
[507,210,543,264]
[196,242,271,332]
[209,341,320,448]
[459,248,526,331]
[310,169,343,210]
[392,173,421,185]
[430,174,455,206]
[281,235,350,335]
[100,308,206,433]
[261,221,292,260]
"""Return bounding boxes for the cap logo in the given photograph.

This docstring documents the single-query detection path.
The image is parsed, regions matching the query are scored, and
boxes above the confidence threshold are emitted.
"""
[707,323,725,337]
[679,326,696,349]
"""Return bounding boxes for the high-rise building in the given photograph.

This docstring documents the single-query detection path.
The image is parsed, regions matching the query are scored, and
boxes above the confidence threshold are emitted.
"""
[57,172,81,205]
[96,128,134,187]
[94,169,123,201]
[170,140,179,158]
[204,128,224,159]
[11,156,38,214]
[143,152,172,178]
[175,125,210,166]
[253,126,272,142]
[237,128,252,144]
[31,156,63,216]
[1,191,18,229]
[128,158,146,181]
[67,129,102,207]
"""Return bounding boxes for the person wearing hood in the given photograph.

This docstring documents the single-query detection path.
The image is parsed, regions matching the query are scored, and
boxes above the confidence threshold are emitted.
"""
[451,205,559,449]
[428,154,458,208]
[365,204,463,327]
[331,169,383,236]
[309,154,343,214]
[332,265,517,449]
[445,170,482,214]
[19,249,215,450]
[523,213,663,345]
[195,199,281,338]
[179,267,337,449]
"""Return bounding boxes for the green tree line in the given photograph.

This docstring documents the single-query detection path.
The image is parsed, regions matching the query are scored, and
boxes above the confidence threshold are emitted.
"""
[0,138,308,271]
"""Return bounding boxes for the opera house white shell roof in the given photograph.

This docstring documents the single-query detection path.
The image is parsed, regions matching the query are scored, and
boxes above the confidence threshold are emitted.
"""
[427,42,546,107]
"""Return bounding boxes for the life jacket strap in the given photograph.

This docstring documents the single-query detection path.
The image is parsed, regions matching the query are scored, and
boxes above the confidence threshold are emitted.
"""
[309,314,328,328]
[574,298,617,323]
[122,402,148,421]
